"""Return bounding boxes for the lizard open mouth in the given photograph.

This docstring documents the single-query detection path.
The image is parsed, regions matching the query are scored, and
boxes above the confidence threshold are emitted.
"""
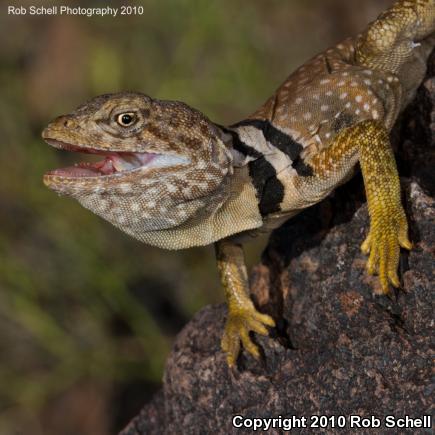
[44,139,188,178]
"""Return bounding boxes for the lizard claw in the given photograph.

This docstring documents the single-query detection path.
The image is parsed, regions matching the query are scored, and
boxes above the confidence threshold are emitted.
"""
[221,305,275,367]
[363,206,411,294]
[360,232,372,255]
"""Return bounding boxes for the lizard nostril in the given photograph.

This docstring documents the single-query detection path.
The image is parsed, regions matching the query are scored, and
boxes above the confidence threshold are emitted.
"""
[54,115,76,129]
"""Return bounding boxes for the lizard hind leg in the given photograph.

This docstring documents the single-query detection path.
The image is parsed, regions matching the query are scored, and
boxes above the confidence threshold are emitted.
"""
[215,240,275,367]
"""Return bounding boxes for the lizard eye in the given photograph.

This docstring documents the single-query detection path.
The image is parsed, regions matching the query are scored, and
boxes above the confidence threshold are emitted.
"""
[116,112,136,127]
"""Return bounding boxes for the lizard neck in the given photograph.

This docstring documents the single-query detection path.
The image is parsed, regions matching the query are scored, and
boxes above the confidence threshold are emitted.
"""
[121,161,263,249]
[222,121,305,219]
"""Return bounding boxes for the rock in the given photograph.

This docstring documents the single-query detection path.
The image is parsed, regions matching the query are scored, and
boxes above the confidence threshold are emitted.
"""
[121,50,434,435]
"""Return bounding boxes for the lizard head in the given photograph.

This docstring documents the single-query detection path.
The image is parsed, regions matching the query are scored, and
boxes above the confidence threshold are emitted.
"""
[42,92,248,247]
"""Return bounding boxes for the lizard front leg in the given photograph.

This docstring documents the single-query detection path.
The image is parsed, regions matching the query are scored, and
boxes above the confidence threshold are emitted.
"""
[292,120,411,295]
[357,121,412,293]
[215,240,275,367]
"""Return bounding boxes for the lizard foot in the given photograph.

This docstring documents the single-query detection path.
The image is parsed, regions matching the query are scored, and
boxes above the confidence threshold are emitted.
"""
[360,206,412,294]
[221,304,275,368]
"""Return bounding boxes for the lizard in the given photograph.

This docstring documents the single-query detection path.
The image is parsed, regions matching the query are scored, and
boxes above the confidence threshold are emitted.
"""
[42,0,435,368]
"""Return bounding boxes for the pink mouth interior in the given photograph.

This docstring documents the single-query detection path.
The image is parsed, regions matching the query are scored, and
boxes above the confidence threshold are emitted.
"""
[44,140,157,178]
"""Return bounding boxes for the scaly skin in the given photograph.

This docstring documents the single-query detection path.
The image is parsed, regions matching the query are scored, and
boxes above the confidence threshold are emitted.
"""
[42,0,434,367]
[215,241,275,367]
[296,120,412,293]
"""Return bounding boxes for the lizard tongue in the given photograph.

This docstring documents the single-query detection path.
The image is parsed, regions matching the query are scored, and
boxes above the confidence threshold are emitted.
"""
[110,152,156,171]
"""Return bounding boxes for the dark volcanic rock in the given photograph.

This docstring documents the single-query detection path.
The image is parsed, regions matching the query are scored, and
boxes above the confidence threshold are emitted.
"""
[121,52,435,435]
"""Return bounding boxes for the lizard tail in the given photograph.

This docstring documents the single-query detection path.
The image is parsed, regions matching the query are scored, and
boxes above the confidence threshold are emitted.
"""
[356,0,435,73]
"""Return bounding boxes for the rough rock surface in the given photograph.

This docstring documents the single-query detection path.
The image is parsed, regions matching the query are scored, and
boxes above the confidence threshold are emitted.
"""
[121,51,435,435]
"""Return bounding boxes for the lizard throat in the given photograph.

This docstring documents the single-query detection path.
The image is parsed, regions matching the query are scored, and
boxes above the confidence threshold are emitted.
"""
[44,139,188,178]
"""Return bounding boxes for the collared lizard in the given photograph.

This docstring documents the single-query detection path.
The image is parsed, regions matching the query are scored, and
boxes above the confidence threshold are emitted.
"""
[42,0,435,367]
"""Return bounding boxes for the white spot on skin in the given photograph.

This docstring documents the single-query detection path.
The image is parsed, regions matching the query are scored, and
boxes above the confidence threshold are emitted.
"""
[167,184,177,193]
[364,79,372,85]
[372,110,379,119]
[296,97,303,104]
[178,209,188,218]
[338,81,346,86]
[355,95,363,103]
[351,82,358,87]
[303,112,312,120]
[363,103,370,112]
[148,200,156,208]
[321,105,329,112]
[345,102,351,109]
[204,173,218,182]
[98,199,109,210]
[320,79,330,85]
[120,183,132,193]
[355,109,361,115]
[131,203,140,212]
[326,91,333,96]
[340,92,348,99]
[312,94,320,100]
[325,132,331,139]
[146,187,158,197]
[363,70,373,75]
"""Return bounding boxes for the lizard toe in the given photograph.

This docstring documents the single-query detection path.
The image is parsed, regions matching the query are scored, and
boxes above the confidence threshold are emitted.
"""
[221,306,274,366]
[363,208,411,294]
